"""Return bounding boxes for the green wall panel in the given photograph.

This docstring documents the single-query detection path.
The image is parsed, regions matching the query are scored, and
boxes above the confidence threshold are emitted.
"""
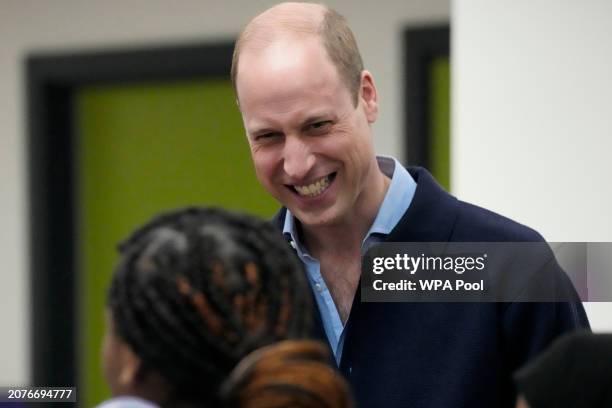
[429,56,451,191]
[76,79,277,406]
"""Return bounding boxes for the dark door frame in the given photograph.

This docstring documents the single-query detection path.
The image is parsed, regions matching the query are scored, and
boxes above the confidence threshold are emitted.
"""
[404,26,450,168]
[26,41,235,388]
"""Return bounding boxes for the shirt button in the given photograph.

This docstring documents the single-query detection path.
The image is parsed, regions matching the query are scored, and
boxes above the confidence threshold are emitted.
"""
[315,283,323,292]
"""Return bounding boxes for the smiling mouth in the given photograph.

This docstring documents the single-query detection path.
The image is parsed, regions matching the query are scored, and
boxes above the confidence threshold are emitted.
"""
[290,173,337,197]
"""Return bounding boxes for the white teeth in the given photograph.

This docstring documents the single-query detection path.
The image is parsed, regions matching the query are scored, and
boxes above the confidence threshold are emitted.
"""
[295,175,331,197]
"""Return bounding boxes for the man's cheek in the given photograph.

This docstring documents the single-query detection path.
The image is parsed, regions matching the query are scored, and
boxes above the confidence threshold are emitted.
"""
[253,167,279,195]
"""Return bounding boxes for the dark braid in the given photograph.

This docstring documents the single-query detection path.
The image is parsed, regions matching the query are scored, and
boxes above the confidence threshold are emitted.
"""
[107,207,313,406]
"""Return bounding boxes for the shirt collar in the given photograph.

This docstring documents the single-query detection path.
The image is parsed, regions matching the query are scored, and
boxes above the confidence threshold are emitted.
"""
[282,155,417,254]
[365,155,415,237]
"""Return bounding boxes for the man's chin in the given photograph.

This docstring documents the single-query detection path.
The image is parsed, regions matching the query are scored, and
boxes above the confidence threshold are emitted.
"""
[289,207,339,229]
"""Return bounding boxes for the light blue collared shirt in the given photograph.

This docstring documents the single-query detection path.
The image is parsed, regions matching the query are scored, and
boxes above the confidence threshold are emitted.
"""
[283,156,417,364]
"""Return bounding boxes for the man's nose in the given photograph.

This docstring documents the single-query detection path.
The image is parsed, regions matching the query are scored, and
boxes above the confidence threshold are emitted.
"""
[282,136,315,180]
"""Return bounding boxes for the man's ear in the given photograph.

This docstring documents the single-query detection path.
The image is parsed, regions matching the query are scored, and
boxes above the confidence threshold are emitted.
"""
[360,70,379,123]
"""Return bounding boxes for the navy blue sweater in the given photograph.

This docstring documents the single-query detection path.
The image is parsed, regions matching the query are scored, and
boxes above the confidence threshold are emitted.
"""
[273,167,589,408]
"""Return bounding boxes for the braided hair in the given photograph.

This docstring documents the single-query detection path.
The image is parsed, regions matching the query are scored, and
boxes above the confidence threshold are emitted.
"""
[107,207,314,406]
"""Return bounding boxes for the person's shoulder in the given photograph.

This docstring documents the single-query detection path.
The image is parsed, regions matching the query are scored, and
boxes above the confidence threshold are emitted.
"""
[400,166,544,243]
[452,199,544,243]
[94,396,159,408]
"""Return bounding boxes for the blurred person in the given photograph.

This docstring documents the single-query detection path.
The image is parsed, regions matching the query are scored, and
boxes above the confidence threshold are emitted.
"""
[98,207,352,408]
[514,331,612,408]
[231,2,590,407]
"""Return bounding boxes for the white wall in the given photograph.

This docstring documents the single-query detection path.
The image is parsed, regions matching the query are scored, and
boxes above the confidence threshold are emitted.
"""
[0,0,450,385]
[452,0,612,330]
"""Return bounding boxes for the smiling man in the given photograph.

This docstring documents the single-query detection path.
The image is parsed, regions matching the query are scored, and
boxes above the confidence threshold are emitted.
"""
[233,7,386,324]
[231,3,589,408]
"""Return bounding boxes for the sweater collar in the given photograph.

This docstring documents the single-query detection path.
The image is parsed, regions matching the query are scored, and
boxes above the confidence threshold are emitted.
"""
[386,166,459,243]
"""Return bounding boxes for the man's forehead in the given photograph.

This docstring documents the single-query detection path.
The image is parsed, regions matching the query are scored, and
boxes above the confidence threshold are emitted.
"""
[237,33,343,108]
[239,34,324,71]
[237,45,343,111]
[236,36,352,128]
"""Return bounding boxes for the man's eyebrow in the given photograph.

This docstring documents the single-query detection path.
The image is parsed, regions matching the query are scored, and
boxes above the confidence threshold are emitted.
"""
[247,114,334,136]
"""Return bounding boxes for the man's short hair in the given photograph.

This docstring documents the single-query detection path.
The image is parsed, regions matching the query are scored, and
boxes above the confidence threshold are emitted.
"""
[231,4,364,106]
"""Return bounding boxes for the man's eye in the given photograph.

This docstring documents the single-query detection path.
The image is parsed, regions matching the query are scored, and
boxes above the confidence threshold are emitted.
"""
[255,132,279,141]
[308,121,332,132]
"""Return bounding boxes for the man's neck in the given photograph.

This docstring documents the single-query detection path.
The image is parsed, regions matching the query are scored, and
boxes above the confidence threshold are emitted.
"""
[301,169,391,258]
